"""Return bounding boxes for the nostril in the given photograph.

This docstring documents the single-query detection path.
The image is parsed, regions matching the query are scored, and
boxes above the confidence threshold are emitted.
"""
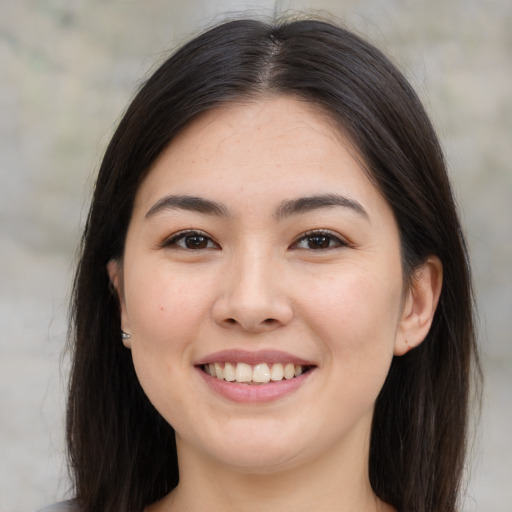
[223,317,277,328]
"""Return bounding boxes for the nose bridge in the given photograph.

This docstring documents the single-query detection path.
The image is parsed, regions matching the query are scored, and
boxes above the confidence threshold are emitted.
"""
[234,243,275,298]
[214,239,293,331]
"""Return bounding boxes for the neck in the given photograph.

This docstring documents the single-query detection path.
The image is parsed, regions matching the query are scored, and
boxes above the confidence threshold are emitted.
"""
[148,427,394,512]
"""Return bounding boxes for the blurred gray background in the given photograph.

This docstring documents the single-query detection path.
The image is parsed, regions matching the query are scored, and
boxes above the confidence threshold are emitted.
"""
[0,1,510,511]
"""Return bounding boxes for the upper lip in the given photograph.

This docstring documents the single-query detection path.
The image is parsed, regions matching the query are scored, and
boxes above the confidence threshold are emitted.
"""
[194,349,316,367]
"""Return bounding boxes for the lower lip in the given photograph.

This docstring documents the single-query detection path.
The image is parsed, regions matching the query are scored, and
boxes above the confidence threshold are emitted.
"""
[196,367,314,403]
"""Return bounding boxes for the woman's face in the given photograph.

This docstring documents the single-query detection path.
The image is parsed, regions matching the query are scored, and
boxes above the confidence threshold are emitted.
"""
[111,96,410,473]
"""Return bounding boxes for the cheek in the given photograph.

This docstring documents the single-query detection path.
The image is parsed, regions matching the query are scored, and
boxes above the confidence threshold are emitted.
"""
[123,265,214,389]
[304,265,403,369]
[126,264,206,336]
[274,267,404,450]
[124,267,213,425]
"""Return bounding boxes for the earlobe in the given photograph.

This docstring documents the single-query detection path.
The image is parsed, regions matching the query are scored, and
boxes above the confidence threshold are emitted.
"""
[394,256,443,356]
[107,259,132,348]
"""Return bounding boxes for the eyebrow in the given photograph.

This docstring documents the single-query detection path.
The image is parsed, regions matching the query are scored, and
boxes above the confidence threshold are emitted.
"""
[274,193,369,221]
[145,192,369,222]
[145,195,230,218]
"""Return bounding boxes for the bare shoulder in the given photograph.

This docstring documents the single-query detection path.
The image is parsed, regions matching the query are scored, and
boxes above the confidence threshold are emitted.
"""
[36,501,79,512]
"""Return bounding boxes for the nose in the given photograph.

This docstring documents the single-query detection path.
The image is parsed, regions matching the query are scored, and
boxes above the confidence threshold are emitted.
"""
[212,247,294,333]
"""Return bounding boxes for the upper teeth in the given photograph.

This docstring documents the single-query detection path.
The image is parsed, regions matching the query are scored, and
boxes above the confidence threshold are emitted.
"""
[204,362,305,383]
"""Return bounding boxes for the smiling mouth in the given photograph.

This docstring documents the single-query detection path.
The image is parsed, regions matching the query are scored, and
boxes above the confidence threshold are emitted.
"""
[201,362,313,385]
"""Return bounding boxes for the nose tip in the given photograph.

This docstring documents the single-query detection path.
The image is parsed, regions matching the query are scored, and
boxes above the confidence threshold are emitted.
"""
[212,262,293,332]
[219,309,292,333]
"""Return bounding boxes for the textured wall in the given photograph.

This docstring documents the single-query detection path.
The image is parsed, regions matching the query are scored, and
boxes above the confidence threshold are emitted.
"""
[1,1,510,510]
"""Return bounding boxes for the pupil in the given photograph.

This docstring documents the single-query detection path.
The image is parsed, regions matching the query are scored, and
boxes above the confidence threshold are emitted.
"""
[186,236,207,249]
[309,236,330,249]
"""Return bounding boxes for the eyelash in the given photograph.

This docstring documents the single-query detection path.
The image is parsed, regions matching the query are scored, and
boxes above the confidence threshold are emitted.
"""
[161,230,220,250]
[162,229,348,251]
[291,229,349,251]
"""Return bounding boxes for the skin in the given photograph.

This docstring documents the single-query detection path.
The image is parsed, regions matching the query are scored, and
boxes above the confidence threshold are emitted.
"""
[108,96,442,512]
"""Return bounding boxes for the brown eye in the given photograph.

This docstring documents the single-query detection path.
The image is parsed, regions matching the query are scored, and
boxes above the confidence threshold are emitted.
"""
[164,231,219,250]
[292,230,347,250]
[184,235,209,249]
[306,235,332,249]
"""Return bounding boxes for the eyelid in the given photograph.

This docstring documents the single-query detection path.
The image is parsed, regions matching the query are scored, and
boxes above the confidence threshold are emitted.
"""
[159,228,349,251]
[290,229,351,250]
[160,229,220,249]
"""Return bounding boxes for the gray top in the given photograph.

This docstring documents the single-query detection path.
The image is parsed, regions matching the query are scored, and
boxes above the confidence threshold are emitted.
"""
[36,502,79,512]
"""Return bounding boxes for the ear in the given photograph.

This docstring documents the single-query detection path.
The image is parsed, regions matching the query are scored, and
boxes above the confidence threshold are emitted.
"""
[107,259,132,348]
[394,256,443,356]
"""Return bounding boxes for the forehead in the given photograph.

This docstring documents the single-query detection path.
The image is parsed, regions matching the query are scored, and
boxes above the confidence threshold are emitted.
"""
[170,96,356,164]
[134,95,385,217]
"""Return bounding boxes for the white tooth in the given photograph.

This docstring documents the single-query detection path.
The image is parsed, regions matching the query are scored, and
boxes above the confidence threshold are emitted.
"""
[224,362,236,381]
[253,363,271,383]
[208,363,216,377]
[270,363,284,381]
[294,365,303,377]
[235,362,252,382]
[284,363,295,380]
[214,362,224,380]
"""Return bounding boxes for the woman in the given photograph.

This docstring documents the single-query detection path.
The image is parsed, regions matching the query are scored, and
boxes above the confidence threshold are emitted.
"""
[43,17,479,512]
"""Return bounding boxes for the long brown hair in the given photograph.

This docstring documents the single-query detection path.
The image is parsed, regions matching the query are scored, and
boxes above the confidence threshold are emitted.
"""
[67,18,480,512]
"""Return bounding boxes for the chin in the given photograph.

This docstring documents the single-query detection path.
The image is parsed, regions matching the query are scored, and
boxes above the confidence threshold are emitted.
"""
[212,443,302,474]
[189,420,312,473]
